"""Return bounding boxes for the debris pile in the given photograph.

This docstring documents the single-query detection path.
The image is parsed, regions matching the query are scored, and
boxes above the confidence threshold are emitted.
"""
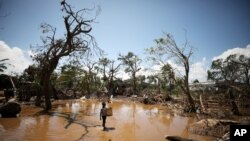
[140,89,172,104]
[189,119,238,138]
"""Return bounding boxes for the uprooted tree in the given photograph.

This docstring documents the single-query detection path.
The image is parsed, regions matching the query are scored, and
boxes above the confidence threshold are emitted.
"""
[147,32,196,112]
[32,0,98,110]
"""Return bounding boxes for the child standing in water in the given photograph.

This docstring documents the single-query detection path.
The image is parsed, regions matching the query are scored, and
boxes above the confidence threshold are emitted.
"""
[100,102,107,130]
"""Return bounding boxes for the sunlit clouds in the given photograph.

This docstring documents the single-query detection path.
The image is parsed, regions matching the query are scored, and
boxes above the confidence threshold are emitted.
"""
[0,41,31,75]
[213,44,250,61]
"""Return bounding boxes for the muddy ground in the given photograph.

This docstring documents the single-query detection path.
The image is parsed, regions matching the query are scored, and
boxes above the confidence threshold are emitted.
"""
[0,98,217,141]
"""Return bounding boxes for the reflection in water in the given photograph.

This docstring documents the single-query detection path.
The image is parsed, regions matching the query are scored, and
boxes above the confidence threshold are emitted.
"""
[0,100,215,141]
[72,102,80,113]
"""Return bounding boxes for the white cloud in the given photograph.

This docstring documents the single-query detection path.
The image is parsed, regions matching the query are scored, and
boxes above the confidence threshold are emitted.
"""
[166,58,208,82]
[212,44,250,61]
[116,70,130,80]
[190,57,207,82]
[117,66,153,80]
[116,58,208,82]
[0,41,32,75]
[28,50,36,58]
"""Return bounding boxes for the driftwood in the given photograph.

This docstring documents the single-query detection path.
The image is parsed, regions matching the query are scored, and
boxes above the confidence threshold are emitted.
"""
[199,94,206,112]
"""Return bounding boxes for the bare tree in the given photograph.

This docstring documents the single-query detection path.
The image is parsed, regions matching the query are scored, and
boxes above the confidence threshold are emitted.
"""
[147,32,196,111]
[33,0,99,110]
[81,53,98,97]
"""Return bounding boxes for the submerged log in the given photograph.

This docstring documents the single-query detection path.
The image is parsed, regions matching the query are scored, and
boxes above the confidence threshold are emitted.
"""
[165,135,196,141]
[0,102,21,117]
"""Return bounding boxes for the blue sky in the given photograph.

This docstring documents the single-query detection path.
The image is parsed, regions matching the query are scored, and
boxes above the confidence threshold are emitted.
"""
[0,0,250,81]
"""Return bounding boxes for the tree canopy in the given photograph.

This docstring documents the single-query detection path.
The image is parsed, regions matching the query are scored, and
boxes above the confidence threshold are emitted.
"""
[118,52,141,95]
[208,54,250,86]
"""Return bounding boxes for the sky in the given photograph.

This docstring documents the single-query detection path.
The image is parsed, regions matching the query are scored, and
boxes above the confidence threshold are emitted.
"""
[0,0,250,82]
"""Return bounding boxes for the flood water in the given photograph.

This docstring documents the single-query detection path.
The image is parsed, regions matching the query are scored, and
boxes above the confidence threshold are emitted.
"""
[0,99,215,141]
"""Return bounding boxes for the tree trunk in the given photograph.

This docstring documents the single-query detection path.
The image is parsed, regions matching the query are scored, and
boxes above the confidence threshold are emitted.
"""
[52,86,59,100]
[37,70,52,110]
[158,79,161,94]
[228,88,240,115]
[245,69,250,85]
[44,79,51,110]
[184,60,196,111]
[35,93,42,107]
[108,77,114,97]
[132,73,137,95]
[168,79,173,95]
[86,76,90,98]
[186,90,195,111]
[41,73,52,110]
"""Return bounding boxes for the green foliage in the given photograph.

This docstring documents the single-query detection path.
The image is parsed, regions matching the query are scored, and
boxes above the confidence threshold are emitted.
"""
[98,57,111,81]
[161,63,175,83]
[118,52,141,74]
[208,54,250,85]
[193,79,199,84]
[137,77,149,92]
[56,64,83,90]
[98,57,121,96]
[56,62,102,96]
[0,74,13,89]
[19,64,40,83]
[118,52,141,95]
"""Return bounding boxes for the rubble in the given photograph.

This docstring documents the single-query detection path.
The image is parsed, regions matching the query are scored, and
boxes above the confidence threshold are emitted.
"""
[189,119,238,137]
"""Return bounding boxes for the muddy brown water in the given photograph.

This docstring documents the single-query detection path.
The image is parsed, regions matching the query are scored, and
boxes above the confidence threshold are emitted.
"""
[0,99,215,141]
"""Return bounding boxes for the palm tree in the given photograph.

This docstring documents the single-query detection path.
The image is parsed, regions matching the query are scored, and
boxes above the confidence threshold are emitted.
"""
[0,58,9,72]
